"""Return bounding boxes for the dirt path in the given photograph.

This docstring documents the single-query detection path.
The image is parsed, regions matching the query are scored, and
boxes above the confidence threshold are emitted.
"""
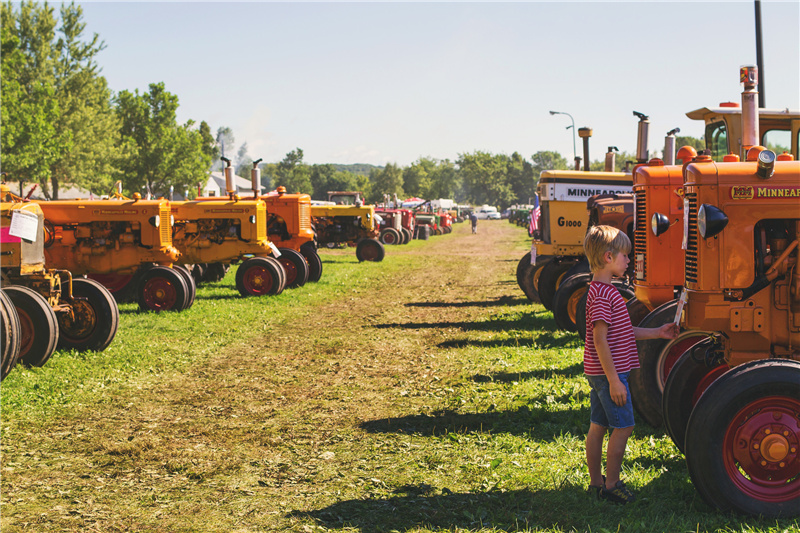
[2,220,532,531]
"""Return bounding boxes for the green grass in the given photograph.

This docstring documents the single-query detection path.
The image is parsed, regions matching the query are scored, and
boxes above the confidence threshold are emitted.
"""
[2,222,799,532]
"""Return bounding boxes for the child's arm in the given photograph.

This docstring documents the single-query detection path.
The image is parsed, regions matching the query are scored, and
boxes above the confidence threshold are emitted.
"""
[593,320,627,407]
[633,323,679,340]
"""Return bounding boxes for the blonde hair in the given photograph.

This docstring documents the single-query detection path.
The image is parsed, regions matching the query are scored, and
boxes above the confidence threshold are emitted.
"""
[584,225,631,272]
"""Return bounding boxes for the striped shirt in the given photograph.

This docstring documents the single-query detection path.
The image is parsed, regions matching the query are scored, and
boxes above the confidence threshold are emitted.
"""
[584,281,638,376]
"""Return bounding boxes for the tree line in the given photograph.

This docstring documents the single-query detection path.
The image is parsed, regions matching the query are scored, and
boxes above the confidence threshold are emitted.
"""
[1,2,703,209]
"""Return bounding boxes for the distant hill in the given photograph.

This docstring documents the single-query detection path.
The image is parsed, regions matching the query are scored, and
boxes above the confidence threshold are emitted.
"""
[331,163,382,177]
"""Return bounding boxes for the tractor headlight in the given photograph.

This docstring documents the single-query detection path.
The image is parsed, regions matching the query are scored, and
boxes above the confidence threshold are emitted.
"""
[697,204,728,239]
[149,215,161,228]
[651,212,670,236]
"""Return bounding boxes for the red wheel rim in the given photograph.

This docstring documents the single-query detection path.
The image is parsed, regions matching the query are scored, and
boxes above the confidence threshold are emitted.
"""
[384,233,396,244]
[658,334,706,390]
[361,244,379,261]
[88,273,134,293]
[243,264,274,296]
[15,309,34,356]
[143,276,178,310]
[723,396,800,502]
[277,258,298,286]
[691,363,729,405]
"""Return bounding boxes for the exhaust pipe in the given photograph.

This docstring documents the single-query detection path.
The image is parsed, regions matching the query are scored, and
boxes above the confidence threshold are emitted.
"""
[578,127,592,172]
[221,157,235,199]
[634,111,650,163]
[664,128,680,165]
[251,158,263,198]
[605,146,618,172]
[740,65,759,156]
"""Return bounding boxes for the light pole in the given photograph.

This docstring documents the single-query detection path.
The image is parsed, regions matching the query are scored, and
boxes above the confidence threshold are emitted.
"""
[549,110,577,165]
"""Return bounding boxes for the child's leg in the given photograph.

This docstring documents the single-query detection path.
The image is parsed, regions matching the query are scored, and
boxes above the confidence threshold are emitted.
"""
[605,425,633,488]
[586,422,607,487]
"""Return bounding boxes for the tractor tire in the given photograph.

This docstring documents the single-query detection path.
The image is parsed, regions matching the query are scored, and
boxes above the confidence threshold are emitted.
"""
[379,228,401,245]
[434,227,443,236]
[173,265,197,309]
[58,278,119,352]
[1,290,22,380]
[575,279,635,341]
[87,271,140,303]
[684,359,800,518]
[552,273,591,332]
[235,257,284,296]
[300,247,323,283]
[203,262,229,283]
[519,257,550,303]
[401,228,412,244]
[662,337,729,453]
[137,265,190,312]
[537,258,579,311]
[356,238,385,262]
[4,286,58,367]
[562,257,590,281]
[277,248,310,288]
[516,252,532,293]
[191,263,206,286]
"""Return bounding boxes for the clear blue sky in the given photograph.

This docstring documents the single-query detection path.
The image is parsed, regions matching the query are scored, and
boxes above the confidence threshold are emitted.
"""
[76,1,799,167]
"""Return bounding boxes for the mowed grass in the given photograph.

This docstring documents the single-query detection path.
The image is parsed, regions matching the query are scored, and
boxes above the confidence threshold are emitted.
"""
[2,221,798,533]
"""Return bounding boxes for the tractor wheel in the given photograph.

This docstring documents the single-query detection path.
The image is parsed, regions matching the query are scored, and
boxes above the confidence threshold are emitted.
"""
[575,279,635,341]
[268,255,287,293]
[235,257,283,296]
[300,247,323,283]
[379,228,401,245]
[356,238,385,262]
[562,257,590,282]
[203,262,228,283]
[662,337,730,453]
[522,258,550,303]
[1,290,22,380]
[444,226,452,234]
[434,227,443,236]
[516,252,532,293]
[58,278,119,352]
[137,266,190,312]
[87,271,140,303]
[173,265,197,309]
[685,359,800,517]
[537,258,578,311]
[4,286,58,367]
[190,263,206,286]
[552,273,591,332]
[277,248,310,288]
[401,228,412,244]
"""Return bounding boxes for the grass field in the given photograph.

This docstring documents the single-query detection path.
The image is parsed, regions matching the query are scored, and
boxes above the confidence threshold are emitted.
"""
[1,220,798,532]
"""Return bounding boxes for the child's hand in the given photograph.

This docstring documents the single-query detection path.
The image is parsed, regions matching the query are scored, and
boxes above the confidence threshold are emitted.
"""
[657,323,680,339]
[610,378,627,407]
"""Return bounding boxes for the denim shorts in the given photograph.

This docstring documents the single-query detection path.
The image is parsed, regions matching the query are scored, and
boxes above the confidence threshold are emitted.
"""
[585,372,635,429]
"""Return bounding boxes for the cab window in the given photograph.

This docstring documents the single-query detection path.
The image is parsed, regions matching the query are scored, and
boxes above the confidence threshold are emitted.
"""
[762,129,792,157]
[705,120,728,161]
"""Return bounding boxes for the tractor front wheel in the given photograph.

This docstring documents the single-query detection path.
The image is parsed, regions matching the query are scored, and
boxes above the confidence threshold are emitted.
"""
[58,278,119,352]
[173,265,196,310]
[380,228,401,245]
[356,239,385,262]
[277,248,310,288]
[4,286,58,367]
[552,272,591,332]
[300,246,323,283]
[138,266,189,312]
[685,359,800,517]
[235,257,284,296]
[537,258,578,311]
[0,290,22,380]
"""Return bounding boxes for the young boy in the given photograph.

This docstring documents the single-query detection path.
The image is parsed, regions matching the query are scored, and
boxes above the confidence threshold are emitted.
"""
[583,225,678,504]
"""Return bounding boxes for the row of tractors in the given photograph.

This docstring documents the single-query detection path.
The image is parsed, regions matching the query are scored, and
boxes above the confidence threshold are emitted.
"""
[0,160,391,381]
[516,67,799,517]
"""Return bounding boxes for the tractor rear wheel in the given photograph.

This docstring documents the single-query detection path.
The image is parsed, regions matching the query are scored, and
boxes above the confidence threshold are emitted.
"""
[137,266,189,312]
[537,258,578,311]
[552,273,591,332]
[380,228,401,245]
[236,257,283,296]
[58,278,119,352]
[356,239,385,262]
[1,290,22,380]
[300,246,323,283]
[173,265,196,309]
[685,359,800,517]
[4,286,58,367]
[662,337,729,453]
[277,248,310,288]
[401,228,412,244]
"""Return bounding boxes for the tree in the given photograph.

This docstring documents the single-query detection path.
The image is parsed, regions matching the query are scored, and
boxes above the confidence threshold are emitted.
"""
[274,148,312,194]
[368,163,404,204]
[115,82,211,198]
[309,164,360,201]
[402,158,434,198]
[456,151,516,209]
[198,121,218,165]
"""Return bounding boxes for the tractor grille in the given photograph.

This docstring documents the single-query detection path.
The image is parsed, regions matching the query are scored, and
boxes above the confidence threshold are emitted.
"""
[299,203,310,232]
[634,190,647,281]
[160,205,173,244]
[540,202,551,244]
[684,192,698,283]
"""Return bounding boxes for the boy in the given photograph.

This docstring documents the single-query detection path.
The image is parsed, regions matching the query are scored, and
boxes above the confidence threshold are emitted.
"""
[583,225,678,504]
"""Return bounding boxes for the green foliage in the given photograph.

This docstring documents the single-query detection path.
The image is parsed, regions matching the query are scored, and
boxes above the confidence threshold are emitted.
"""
[368,162,404,203]
[309,163,361,201]
[273,148,312,194]
[115,82,211,197]
[456,151,517,209]
[675,135,704,153]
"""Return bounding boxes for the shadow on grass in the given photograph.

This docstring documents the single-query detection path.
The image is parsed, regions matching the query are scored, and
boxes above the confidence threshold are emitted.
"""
[373,312,560,334]
[438,331,580,350]
[405,296,531,308]
[471,362,584,382]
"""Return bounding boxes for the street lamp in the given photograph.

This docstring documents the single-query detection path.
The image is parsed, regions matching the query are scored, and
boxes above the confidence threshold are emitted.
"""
[549,110,577,165]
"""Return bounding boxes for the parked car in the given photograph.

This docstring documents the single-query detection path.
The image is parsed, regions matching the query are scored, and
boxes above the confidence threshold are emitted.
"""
[476,206,501,220]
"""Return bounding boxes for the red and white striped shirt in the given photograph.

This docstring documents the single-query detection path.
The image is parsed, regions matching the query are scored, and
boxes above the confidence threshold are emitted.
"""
[584,281,638,376]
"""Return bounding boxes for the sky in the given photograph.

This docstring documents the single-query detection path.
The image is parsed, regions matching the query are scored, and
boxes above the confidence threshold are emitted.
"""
[72,1,800,167]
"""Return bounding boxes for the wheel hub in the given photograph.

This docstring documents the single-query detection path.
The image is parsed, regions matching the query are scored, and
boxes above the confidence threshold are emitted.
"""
[759,433,789,463]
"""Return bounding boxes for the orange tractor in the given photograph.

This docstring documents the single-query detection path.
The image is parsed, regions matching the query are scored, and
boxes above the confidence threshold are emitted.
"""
[178,158,288,295]
[36,185,191,312]
[655,66,800,517]
[1,184,119,378]
[262,186,321,283]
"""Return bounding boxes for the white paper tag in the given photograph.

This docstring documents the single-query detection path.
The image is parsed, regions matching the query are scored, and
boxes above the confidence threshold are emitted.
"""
[530,242,537,265]
[9,210,39,242]
[267,241,281,257]
[674,291,688,326]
